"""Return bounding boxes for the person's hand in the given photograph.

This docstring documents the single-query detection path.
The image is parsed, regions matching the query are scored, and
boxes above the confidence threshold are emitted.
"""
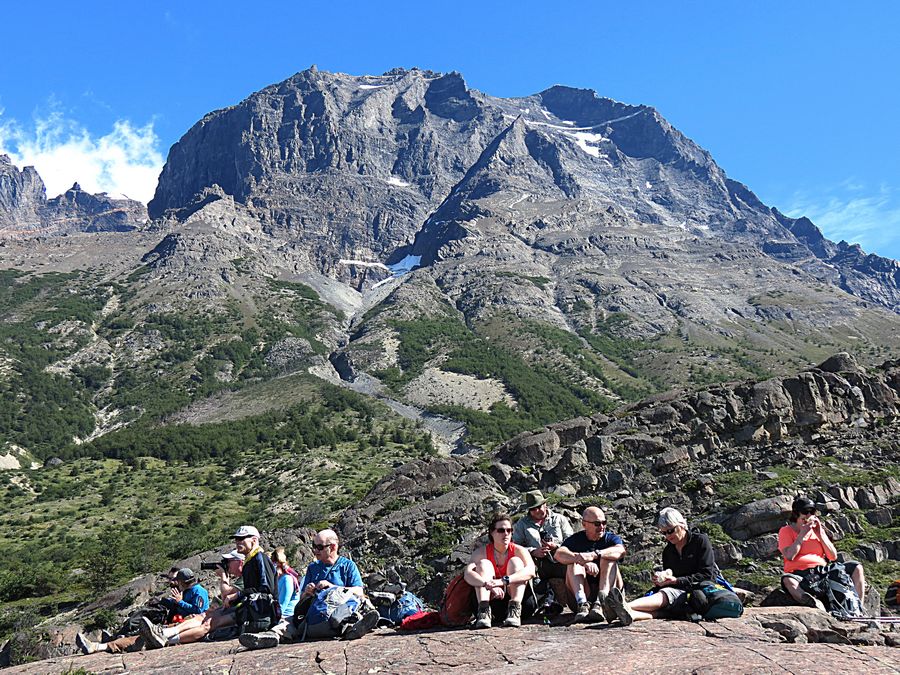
[807,515,821,531]
[489,584,505,600]
[584,562,599,577]
[303,583,316,596]
[315,580,333,591]
[169,588,183,602]
[532,547,547,558]
[577,552,596,565]
[657,573,677,586]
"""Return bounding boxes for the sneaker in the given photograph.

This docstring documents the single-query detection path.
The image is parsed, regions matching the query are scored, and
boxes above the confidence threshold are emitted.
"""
[343,609,380,640]
[75,632,97,655]
[238,630,280,650]
[586,599,605,623]
[572,601,591,623]
[502,600,522,628]
[474,602,492,629]
[606,587,634,627]
[139,616,168,649]
[799,591,827,612]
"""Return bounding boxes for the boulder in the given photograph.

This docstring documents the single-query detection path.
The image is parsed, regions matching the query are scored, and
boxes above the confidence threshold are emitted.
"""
[548,417,593,447]
[496,430,560,467]
[722,495,793,540]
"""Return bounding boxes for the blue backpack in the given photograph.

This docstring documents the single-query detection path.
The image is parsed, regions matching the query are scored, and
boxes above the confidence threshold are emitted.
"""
[381,591,427,624]
[306,587,361,628]
[687,582,744,621]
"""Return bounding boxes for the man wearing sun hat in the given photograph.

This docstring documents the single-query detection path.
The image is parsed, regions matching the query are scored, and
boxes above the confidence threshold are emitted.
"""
[512,490,573,588]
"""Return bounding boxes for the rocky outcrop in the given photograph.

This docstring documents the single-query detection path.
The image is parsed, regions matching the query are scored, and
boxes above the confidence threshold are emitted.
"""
[336,354,900,605]
[0,156,146,238]
[7,609,898,674]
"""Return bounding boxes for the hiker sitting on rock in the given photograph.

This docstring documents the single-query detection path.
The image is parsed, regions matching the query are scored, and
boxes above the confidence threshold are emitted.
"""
[466,512,536,628]
[779,496,866,610]
[76,567,205,655]
[141,525,279,648]
[605,507,719,626]
[512,490,573,606]
[239,528,378,649]
[554,506,626,623]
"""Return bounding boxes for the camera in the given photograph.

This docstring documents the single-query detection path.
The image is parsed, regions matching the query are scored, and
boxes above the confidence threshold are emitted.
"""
[540,530,553,543]
[200,560,225,571]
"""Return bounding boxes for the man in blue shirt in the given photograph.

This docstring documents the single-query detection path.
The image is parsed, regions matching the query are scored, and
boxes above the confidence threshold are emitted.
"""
[555,506,626,623]
[239,528,376,650]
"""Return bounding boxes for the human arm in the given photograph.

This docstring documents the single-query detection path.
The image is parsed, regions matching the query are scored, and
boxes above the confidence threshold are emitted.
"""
[809,517,837,561]
[175,586,209,615]
[219,569,241,606]
[507,546,536,585]
[778,524,811,561]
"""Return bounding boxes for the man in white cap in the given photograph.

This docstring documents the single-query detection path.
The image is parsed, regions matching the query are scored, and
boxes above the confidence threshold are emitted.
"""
[142,526,278,647]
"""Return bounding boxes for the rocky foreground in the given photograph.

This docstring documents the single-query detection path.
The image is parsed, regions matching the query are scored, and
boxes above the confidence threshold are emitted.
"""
[7,608,899,674]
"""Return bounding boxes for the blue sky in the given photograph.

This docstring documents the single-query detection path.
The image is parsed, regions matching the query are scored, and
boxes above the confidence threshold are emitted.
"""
[1,1,897,261]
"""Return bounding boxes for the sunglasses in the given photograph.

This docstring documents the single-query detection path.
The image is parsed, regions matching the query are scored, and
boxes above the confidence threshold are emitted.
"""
[659,527,677,536]
[312,543,333,552]
[493,527,513,534]
[583,520,607,527]
[800,508,817,516]
[234,535,252,541]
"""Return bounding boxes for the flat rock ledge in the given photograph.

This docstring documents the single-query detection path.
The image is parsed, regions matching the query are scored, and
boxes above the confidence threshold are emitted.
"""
[8,608,898,674]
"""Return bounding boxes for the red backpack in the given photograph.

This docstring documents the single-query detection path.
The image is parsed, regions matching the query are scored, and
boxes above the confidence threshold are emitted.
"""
[438,573,476,627]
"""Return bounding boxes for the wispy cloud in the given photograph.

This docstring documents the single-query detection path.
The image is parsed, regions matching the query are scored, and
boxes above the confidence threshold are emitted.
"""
[785,181,900,262]
[0,109,164,204]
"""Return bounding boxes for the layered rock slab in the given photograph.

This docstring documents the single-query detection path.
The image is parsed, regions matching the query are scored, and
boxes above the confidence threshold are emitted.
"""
[9,609,898,674]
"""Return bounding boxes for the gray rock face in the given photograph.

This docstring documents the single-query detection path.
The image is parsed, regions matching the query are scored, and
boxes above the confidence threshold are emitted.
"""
[0,156,146,238]
[147,68,899,317]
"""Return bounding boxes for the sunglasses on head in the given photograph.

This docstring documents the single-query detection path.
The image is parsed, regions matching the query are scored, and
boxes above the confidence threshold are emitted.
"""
[493,527,513,534]
[312,543,332,552]
[583,520,607,527]
[659,527,677,536]
[800,508,817,516]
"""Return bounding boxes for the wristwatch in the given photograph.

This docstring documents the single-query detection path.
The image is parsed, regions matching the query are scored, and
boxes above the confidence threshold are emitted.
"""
[502,575,510,586]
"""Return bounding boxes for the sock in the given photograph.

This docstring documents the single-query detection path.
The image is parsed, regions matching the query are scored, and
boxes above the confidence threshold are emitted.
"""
[167,634,180,645]
[575,590,587,605]
[162,626,178,638]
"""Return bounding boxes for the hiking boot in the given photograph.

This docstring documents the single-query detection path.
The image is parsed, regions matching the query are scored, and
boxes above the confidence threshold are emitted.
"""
[474,602,492,629]
[139,616,168,649]
[75,632,98,655]
[238,630,280,650]
[600,592,617,623]
[502,600,522,628]
[344,609,380,640]
[606,587,634,627]
[572,601,591,623]
[586,597,606,623]
[799,591,827,612]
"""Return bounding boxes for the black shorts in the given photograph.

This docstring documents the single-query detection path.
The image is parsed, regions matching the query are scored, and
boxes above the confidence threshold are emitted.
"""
[781,561,860,592]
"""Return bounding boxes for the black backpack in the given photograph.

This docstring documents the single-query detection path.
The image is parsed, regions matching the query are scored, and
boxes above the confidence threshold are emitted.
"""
[119,602,170,636]
[800,562,864,619]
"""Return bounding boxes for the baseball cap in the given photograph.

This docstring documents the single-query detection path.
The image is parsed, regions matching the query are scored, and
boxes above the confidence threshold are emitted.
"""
[233,525,260,539]
[175,568,196,584]
[221,550,246,561]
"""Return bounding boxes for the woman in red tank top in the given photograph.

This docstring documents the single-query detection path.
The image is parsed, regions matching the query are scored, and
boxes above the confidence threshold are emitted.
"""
[464,512,536,628]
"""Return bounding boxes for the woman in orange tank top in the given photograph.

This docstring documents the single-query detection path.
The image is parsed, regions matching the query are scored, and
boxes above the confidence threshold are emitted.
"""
[464,512,536,628]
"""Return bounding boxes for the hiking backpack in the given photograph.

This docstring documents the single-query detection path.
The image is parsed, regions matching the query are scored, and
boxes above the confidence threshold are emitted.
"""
[801,562,864,619]
[686,581,744,621]
[375,590,427,625]
[439,573,476,627]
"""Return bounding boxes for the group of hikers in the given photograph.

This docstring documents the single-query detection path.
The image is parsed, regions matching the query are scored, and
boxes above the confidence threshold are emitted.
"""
[75,492,867,656]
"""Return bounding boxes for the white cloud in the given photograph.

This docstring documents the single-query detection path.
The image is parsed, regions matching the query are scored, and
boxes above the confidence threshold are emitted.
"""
[785,182,900,262]
[0,111,164,204]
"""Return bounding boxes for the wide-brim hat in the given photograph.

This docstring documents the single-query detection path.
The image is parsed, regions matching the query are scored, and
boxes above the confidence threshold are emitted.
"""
[523,490,547,510]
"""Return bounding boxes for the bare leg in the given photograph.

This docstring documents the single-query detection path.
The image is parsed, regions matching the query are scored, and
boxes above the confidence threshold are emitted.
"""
[465,559,496,604]
[781,576,805,604]
[851,565,866,601]
[566,563,589,603]
[505,557,527,602]
[596,559,618,596]
[174,609,233,645]
[626,591,669,622]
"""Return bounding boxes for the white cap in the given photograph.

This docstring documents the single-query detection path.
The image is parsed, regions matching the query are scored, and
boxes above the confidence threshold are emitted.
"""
[233,525,260,539]
[222,550,246,561]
